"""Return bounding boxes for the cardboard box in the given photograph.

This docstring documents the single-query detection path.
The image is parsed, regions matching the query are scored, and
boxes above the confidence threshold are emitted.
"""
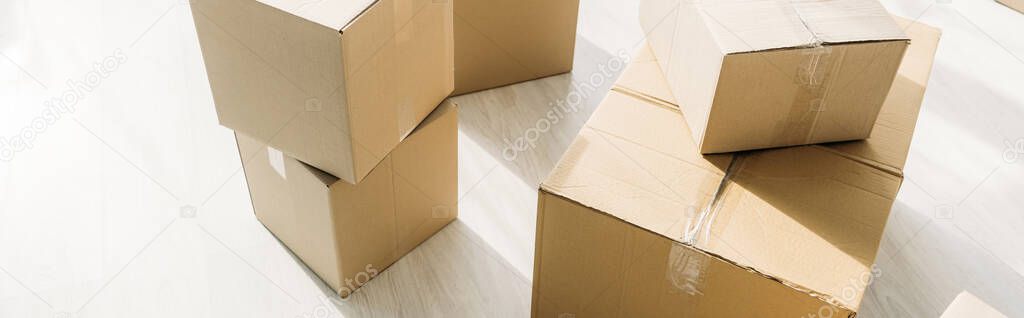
[638,0,910,153]
[452,0,580,95]
[532,18,938,317]
[998,0,1024,13]
[237,101,458,297]
[192,0,454,184]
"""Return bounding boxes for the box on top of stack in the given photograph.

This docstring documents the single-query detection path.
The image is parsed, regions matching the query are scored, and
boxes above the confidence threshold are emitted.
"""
[639,0,911,154]
[452,0,580,95]
[237,102,458,297]
[532,17,939,317]
[192,0,454,184]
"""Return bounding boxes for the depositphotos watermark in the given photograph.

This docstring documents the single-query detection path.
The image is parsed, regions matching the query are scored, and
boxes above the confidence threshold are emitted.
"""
[801,264,882,318]
[501,49,632,162]
[294,295,343,318]
[0,49,127,162]
[292,264,379,318]
[338,263,380,300]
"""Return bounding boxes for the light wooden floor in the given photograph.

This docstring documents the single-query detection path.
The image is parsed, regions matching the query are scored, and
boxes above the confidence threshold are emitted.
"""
[1,0,1022,317]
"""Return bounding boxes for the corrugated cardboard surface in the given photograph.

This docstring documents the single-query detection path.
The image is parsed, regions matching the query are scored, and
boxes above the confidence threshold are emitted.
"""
[819,19,941,176]
[704,41,907,152]
[237,101,458,295]
[616,17,940,177]
[638,0,909,154]
[192,0,453,184]
[612,43,677,106]
[533,17,939,317]
[249,0,376,30]
[533,91,851,316]
[534,191,852,317]
[707,147,899,310]
[452,0,579,95]
[998,0,1024,13]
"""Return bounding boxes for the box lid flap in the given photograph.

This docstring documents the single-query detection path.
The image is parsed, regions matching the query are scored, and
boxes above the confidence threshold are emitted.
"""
[697,0,908,54]
[698,146,900,310]
[541,91,733,242]
[254,0,377,31]
[819,18,941,176]
[612,43,678,106]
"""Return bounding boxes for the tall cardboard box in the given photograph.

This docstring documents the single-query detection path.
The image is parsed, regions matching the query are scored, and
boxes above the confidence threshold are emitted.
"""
[453,0,580,95]
[237,102,458,296]
[638,0,910,153]
[192,0,454,183]
[532,18,939,317]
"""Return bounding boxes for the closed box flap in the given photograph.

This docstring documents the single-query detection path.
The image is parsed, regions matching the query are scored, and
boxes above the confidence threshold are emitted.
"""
[541,90,732,247]
[819,19,941,176]
[253,0,377,31]
[697,0,908,54]
[702,146,900,310]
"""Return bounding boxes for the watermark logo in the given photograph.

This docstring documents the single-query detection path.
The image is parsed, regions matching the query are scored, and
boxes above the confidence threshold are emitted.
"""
[305,98,322,112]
[502,49,632,162]
[295,295,343,318]
[432,205,454,219]
[935,204,956,220]
[0,49,127,162]
[1002,138,1023,164]
[179,205,198,218]
[802,264,882,318]
[338,263,379,300]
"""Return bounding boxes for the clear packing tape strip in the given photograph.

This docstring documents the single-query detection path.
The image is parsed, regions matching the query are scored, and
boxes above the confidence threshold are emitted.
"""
[665,155,857,315]
[772,44,845,146]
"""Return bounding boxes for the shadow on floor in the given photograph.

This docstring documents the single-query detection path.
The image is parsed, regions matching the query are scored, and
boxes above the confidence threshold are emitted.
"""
[452,36,622,187]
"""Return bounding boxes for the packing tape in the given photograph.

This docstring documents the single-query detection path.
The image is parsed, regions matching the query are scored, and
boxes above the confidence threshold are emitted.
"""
[681,155,739,246]
[772,45,843,145]
[668,156,742,296]
[666,242,709,296]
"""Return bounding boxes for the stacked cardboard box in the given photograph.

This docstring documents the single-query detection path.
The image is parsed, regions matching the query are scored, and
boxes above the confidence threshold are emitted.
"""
[453,0,581,94]
[191,0,454,183]
[192,0,583,297]
[639,0,911,153]
[235,102,457,296]
[190,0,463,296]
[531,17,939,317]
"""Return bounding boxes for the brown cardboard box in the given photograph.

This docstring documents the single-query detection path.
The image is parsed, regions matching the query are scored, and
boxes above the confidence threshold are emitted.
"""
[998,0,1024,13]
[638,0,910,154]
[452,0,580,95]
[237,101,458,297]
[192,0,454,184]
[617,17,937,177]
[532,18,938,317]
